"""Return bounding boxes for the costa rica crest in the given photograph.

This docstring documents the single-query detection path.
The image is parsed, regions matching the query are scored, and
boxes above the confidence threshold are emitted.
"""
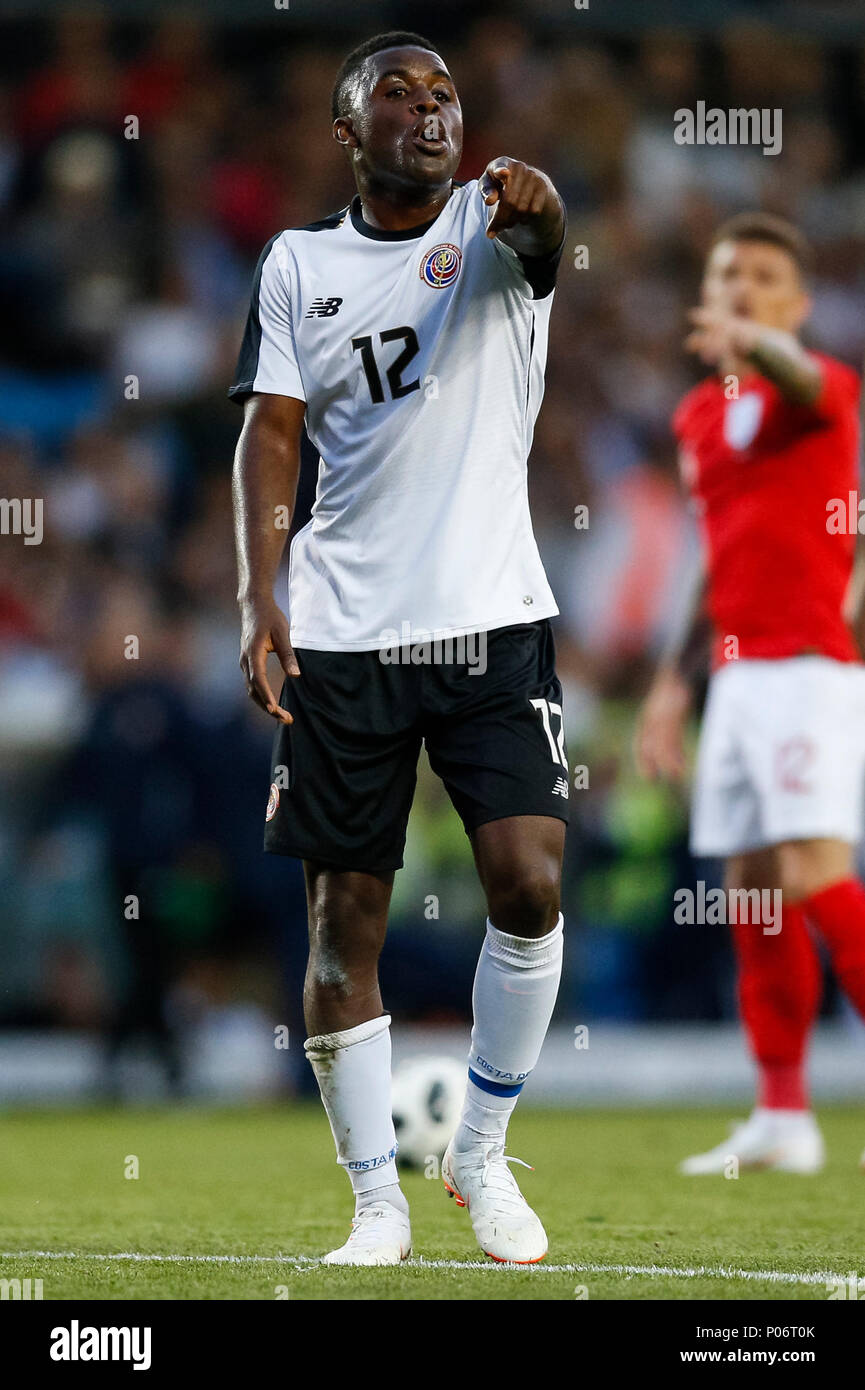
[420,243,462,289]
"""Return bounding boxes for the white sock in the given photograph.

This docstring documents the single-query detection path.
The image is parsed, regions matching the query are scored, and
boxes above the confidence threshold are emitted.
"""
[754,1107,816,1127]
[453,915,563,1153]
[354,1182,408,1218]
[304,1014,407,1214]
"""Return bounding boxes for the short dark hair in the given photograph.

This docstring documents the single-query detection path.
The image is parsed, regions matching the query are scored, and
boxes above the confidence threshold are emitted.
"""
[710,212,812,279]
[331,31,439,123]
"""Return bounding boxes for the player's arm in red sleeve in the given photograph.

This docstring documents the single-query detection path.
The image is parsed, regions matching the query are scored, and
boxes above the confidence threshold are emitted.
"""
[232,392,306,724]
[800,353,860,422]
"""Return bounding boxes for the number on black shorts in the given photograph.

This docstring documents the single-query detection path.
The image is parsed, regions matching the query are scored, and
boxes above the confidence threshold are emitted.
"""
[530,698,568,770]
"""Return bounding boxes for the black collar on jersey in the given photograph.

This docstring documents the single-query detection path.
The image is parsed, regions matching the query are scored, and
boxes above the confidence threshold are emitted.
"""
[349,181,464,241]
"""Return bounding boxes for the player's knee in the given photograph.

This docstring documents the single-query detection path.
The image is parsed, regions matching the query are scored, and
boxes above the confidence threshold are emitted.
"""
[487,862,561,937]
[776,839,853,904]
[724,849,776,897]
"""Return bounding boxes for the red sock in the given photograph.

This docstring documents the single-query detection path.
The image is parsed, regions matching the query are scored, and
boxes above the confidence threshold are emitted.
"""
[803,878,865,1021]
[731,905,822,1110]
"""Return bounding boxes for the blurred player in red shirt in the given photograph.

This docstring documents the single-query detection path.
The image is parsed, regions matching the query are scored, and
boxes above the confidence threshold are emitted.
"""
[637,212,865,1173]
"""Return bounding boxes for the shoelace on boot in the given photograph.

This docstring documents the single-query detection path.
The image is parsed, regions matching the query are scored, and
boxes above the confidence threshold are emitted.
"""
[344,1204,395,1245]
[477,1149,535,1215]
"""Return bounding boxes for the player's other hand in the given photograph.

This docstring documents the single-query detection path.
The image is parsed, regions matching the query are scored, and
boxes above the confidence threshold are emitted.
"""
[684,307,760,367]
[480,157,556,240]
[634,667,692,782]
[239,595,299,724]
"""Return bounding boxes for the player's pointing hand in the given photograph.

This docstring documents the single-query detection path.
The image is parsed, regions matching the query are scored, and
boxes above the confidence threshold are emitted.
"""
[684,307,760,367]
[480,157,562,249]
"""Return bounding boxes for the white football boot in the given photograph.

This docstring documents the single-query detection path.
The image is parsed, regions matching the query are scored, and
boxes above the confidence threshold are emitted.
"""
[442,1140,547,1263]
[321,1202,412,1266]
[679,1109,825,1175]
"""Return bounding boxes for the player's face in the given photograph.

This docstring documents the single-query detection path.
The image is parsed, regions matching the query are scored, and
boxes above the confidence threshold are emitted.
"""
[702,239,811,333]
[335,46,463,189]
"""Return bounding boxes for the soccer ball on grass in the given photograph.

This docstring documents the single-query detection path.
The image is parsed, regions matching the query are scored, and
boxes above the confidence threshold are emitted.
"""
[391,1055,467,1170]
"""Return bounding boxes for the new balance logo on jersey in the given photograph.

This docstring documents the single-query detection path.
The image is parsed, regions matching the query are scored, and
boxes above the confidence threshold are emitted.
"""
[552,776,569,799]
[305,297,343,318]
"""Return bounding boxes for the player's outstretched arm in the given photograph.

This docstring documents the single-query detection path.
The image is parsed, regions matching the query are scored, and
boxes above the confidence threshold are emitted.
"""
[685,309,822,406]
[480,157,565,257]
[232,392,305,723]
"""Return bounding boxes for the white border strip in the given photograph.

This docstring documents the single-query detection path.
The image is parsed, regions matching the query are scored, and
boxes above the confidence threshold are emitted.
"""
[0,1250,845,1285]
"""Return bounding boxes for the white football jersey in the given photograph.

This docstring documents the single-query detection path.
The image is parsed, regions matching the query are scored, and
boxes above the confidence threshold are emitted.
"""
[230,180,564,651]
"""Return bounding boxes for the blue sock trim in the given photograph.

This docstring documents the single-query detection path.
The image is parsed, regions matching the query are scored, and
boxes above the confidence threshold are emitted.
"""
[468,1066,525,1099]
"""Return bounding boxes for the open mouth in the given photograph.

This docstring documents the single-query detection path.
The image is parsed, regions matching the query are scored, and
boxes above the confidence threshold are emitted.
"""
[412,135,447,155]
[411,122,447,156]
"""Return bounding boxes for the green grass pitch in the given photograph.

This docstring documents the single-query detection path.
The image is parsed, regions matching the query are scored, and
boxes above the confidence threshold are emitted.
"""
[1,1104,863,1300]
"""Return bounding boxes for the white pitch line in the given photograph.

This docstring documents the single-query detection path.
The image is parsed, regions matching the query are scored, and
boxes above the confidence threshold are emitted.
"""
[0,1250,845,1286]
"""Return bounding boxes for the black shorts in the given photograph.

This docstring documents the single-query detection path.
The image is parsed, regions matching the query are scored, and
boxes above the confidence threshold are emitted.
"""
[263,620,569,872]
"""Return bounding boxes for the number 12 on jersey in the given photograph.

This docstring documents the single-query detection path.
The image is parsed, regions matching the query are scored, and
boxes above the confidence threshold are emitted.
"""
[530,698,568,770]
[352,327,420,403]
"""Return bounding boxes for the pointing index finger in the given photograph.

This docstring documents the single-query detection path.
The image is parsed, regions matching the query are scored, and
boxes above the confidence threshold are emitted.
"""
[480,159,511,199]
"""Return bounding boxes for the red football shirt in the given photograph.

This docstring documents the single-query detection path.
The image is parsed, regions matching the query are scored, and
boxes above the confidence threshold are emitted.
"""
[673,352,861,667]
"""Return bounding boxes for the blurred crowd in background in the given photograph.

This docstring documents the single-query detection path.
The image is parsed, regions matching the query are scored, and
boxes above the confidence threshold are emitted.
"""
[2,3,865,1094]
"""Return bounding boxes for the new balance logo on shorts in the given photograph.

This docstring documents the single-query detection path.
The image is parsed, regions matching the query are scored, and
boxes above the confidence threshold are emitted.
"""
[552,776,569,798]
[305,296,343,317]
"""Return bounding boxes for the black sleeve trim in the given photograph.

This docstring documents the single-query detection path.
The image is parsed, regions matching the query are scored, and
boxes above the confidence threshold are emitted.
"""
[227,233,281,405]
[515,196,567,300]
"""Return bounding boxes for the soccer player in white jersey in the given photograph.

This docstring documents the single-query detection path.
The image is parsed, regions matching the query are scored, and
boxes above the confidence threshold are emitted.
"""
[230,32,568,1266]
